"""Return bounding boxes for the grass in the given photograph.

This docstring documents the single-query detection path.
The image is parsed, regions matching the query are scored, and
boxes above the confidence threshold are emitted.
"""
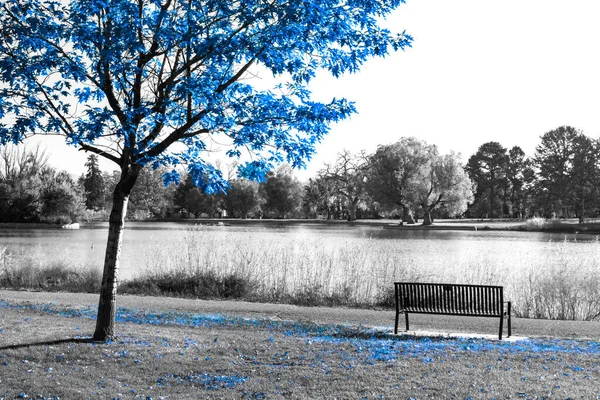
[1,299,600,399]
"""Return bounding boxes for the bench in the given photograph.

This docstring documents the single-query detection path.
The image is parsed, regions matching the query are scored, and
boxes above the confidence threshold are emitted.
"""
[394,282,512,340]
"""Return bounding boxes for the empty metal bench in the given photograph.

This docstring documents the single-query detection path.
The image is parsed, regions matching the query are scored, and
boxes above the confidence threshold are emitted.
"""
[394,282,512,340]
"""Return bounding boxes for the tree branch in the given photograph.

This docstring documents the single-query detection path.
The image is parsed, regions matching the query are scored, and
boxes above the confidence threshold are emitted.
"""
[78,143,121,164]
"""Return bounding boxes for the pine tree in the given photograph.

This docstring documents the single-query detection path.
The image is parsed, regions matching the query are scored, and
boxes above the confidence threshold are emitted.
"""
[83,155,105,210]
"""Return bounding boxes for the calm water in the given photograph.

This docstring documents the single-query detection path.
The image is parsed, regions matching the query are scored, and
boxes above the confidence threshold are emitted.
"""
[0,221,598,280]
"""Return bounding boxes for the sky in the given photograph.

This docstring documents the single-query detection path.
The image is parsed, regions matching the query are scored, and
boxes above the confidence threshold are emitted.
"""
[31,0,600,181]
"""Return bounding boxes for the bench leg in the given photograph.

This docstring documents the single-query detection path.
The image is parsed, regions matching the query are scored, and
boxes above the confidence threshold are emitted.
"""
[498,314,504,340]
[507,301,512,337]
[394,284,399,335]
[405,312,410,331]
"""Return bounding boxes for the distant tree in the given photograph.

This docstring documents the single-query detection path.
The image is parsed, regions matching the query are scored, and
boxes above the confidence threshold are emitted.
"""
[260,165,303,219]
[302,177,336,219]
[223,179,261,219]
[366,137,433,223]
[174,174,223,217]
[128,166,176,218]
[83,155,105,210]
[414,151,474,225]
[466,142,508,218]
[0,145,84,223]
[0,144,48,181]
[0,145,47,222]
[534,126,599,221]
[504,146,534,218]
[321,150,369,221]
[39,169,85,224]
[0,0,411,341]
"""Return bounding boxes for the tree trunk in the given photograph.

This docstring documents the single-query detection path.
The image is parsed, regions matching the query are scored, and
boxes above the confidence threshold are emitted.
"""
[93,168,139,341]
[490,185,495,218]
[422,210,433,225]
[402,205,415,224]
[348,198,358,221]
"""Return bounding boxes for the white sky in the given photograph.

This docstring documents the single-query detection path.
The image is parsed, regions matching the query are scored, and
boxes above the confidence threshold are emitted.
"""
[34,0,600,181]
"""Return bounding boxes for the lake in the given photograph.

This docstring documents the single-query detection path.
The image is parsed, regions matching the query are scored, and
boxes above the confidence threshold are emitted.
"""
[1,220,597,281]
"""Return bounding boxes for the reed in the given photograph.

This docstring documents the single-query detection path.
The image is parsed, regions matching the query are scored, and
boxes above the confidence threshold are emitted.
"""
[517,217,600,234]
[0,246,100,293]
[124,228,600,321]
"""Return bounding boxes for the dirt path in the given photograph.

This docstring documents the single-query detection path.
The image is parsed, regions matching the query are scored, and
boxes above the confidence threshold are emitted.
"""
[2,289,600,341]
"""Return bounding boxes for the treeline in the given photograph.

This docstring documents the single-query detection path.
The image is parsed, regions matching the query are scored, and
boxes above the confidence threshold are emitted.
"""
[466,126,600,220]
[0,145,84,224]
[2,125,598,224]
[80,136,474,224]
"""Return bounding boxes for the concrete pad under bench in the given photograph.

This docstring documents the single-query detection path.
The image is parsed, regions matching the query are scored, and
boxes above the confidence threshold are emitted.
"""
[392,329,528,342]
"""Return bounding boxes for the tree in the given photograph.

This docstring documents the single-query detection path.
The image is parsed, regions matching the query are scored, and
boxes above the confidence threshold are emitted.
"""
[413,151,474,225]
[0,144,47,222]
[128,166,176,218]
[1,0,411,341]
[39,168,85,224]
[504,146,534,218]
[83,155,106,210]
[366,137,433,223]
[0,144,84,223]
[466,142,508,218]
[174,173,223,217]
[223,179,262,219]
[320,150,369,221]
[260,165,303,219]
[302,177,335,219]
[534,126,599,220]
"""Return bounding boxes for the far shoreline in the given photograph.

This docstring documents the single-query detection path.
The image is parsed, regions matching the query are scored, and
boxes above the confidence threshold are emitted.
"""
[2,217,600,235]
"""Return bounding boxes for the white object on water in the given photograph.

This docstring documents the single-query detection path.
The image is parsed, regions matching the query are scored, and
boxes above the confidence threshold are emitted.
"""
[61,223,80,230]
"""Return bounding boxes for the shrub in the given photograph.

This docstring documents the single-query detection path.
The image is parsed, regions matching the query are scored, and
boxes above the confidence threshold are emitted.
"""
[119,270,256,300]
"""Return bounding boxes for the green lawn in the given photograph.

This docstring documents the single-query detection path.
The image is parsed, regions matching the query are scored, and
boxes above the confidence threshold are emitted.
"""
[1,295,599,399]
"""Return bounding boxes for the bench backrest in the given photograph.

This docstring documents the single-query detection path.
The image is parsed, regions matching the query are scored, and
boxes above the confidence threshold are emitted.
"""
[395,282,504,317]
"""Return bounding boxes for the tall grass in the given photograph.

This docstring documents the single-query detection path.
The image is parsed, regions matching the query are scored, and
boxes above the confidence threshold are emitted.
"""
[0,246,101,293]
[121,230,427,307]
[122,227,600,321]
[517,217,600,234]
[3,227,599,321]
[510,244,600,320]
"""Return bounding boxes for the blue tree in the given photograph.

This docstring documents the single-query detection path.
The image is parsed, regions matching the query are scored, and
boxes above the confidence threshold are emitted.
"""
[0,0,412,341]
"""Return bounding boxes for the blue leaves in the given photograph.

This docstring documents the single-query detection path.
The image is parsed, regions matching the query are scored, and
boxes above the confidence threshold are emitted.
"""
[1,0,412,191]
[238,160,272,183]
[161,169,180,187]
[157,372,247,390]
[189,164,229,195]
[73,86,104,104]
